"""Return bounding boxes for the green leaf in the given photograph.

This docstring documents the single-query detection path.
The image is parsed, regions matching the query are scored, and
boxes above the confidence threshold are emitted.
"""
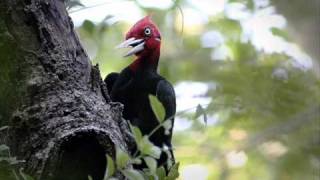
[139,136,153,155]
[149,175,158,180]
[116,147,130,169]
[156,167,166,180]
[130,124,143,143]
[131,158,142,165]
[138,137,161,159]
[165,162,180,180]
[122,169,145,180]
[104,155,115,179]
[149,95,165,122]
[149,146,162,160]
[144,157,157,174]
[88,176,93,180]
[194,104,208,124]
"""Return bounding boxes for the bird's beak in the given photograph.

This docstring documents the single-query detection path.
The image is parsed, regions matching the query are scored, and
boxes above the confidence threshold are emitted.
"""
[116,37,145,57]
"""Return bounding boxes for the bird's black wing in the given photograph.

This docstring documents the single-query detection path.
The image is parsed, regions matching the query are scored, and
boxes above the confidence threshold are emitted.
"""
[155,79,176,134]
[104,72,119,95]
[148,74,176,134]
[147,73,176,169]
[107,68,134,100]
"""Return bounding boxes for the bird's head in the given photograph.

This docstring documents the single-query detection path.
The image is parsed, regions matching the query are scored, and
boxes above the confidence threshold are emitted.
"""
[116,16,161,58]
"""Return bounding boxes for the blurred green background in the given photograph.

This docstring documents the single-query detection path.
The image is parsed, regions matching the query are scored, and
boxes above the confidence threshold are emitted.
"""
[67,0,319,179]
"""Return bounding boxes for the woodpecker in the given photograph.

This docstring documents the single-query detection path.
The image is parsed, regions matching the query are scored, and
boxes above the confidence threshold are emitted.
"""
[105,16,176,171]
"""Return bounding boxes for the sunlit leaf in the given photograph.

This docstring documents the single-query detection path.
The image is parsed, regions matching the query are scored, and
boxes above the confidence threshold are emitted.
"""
[156,166,166,180]
[104,155,115,179]
[165,162,180,180]
[122,169,145,180]
[131,158,142,165]
[139,137,161,159]
[130,124,143,143]
[115,147,130,169]
[144,157,157,174]
[149,146,162,160]
[149,95,165,122]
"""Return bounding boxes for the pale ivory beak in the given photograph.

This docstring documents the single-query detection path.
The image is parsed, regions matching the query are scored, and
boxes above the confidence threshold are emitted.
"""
[116,37,145,57]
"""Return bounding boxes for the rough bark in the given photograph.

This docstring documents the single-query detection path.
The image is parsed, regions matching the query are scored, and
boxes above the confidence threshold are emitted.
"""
[0,0,134,179]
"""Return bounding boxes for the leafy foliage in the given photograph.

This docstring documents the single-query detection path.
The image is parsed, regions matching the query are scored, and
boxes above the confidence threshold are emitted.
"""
[149,95,166,122]
[103,122,179,180]
[104,155,115,179]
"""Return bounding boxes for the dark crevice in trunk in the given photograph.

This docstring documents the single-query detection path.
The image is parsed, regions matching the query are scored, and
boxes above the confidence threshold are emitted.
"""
[53,133,107,180]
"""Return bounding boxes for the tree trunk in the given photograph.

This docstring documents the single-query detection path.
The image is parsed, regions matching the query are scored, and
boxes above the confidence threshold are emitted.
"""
[0,0,133,179]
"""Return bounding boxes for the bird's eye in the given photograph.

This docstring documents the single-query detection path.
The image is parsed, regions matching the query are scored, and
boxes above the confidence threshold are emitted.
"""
[144,27,152,36]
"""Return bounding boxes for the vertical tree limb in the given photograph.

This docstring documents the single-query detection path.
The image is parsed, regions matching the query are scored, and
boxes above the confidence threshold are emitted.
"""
[0,0,134,179]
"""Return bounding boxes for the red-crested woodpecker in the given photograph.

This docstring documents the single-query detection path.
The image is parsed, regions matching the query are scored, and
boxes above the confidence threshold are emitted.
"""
[105,16,176,172]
